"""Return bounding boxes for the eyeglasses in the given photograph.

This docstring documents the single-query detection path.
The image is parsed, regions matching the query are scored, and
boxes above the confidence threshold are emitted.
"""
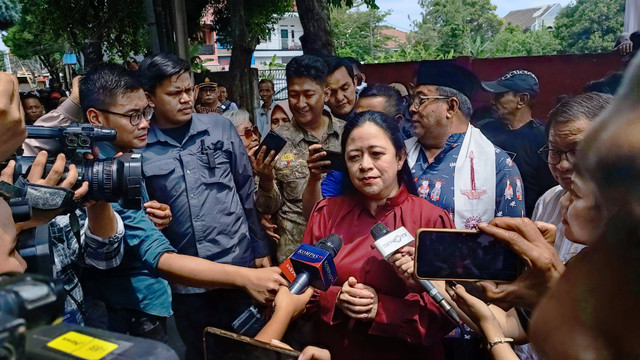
[243,126,259,140]
[94,106,154,126]
[538,145,578,165]
[411,95,450,109]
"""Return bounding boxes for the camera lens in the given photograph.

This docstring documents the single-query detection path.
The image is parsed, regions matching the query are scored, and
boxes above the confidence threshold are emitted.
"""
[80,153,143,209]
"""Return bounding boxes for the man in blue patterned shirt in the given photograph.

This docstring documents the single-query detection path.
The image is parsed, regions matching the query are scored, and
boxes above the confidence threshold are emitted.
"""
[405,61,525,229]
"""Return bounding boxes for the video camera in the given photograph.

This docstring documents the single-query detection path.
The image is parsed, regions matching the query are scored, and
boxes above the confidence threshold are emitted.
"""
[2,124,143,210]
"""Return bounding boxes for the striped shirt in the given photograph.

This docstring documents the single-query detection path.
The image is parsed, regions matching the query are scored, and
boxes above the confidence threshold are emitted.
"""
[531,185,586,263]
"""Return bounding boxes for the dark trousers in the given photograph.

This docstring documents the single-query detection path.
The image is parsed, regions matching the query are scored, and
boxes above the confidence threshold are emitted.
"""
[106,306,168,344]
[172,289,255,360]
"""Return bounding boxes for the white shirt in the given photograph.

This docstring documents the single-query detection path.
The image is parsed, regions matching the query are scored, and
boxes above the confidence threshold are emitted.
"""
[531,185,586,263]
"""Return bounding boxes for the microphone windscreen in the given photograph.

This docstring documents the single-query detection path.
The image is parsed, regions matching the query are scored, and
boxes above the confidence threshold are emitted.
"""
[315,233,343,258]
[370,222,391,240]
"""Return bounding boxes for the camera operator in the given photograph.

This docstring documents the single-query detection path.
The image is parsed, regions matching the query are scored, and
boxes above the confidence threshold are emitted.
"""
[78,63,284,343]
[1,150,125,325]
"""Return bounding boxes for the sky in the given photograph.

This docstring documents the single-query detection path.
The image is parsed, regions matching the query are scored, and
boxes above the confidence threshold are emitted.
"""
[375,0,575,32]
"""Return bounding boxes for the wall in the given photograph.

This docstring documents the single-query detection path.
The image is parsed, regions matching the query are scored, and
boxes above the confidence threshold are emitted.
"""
[361,53,623,122]
[255,12,304,51]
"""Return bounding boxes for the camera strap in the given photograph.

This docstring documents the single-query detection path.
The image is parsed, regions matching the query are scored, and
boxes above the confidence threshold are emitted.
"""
[0,180,26,200]
[14,177,79,212]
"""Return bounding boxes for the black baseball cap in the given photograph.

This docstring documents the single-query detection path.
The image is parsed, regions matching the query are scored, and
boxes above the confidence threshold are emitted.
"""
[482,70,539,96]
[416,61,481,100]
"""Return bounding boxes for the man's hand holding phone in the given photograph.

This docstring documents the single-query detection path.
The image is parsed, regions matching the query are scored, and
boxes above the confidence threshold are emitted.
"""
[476,218,564,310]
[307,144,331,182]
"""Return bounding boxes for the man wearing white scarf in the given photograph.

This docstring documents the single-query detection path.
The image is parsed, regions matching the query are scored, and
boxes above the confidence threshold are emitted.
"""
[405,61,525,229]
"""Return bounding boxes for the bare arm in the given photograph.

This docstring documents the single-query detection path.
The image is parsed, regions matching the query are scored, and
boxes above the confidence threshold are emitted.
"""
[255,287,313,342]
[86,201,118,238]
[157,252,288,304]
[0,73,26,161]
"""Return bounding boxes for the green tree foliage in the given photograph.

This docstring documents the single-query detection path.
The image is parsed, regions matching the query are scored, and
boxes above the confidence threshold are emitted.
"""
[204,0,292,49]
[554,0,625,54]
[415,0,502,56]
[489,24,561,57]
[2,0,64,78]
[3,0,149,71]
[330,4,392,61]
[0,0,20,29]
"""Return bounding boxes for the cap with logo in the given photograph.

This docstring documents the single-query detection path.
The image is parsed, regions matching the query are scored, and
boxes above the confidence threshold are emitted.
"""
[481,70,539,96]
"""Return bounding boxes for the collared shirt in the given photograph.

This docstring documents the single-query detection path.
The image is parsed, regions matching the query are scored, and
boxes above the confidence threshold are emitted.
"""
[407,132,525,220]
[23,98,84,156]
[479,119,557,216]
[50,209,125,325]
[82,142,175,317]
[255,101,276,139]
[220,100,238,113]
[143,113,270,294]
[302,186,454,360]
[195,103,223,114]
[255,111,346,263]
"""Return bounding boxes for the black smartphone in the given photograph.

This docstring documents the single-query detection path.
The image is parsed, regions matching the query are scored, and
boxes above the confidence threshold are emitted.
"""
[321,149,347,172]
[415,228,525,282]
[255,130,287,161]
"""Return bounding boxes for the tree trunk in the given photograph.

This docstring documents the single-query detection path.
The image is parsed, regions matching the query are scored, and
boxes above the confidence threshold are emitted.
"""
[296,0,335,56]
[228,0,258,116]
[82,39,103,70]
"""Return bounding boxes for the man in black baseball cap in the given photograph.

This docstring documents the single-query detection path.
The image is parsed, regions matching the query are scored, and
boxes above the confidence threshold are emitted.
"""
[479,69,556,216]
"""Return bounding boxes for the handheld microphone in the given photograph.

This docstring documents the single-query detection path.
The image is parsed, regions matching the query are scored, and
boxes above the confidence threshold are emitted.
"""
[233,234,343,335]
[370,223,461,324]
[288,233,343,294]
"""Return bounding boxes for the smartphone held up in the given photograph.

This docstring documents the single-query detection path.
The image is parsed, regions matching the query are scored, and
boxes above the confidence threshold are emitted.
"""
[414,228,525,282]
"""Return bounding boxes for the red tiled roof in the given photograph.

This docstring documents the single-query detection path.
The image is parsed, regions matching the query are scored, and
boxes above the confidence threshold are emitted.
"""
[380,28,407,49]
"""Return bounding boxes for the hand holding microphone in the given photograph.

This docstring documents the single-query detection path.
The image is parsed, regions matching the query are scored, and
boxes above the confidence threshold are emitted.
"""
[370,223,461,324]
[234,234,343,335]
[389,246,416,284]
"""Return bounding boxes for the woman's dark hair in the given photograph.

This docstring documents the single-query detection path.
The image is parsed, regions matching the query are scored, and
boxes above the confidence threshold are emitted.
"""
[138,53,190,93]
[546,92,613,135]
[340,110,418,196]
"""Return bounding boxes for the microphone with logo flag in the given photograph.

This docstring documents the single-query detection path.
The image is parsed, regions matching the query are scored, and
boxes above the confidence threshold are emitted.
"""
[233,234,343,335]
[370,223,461,324]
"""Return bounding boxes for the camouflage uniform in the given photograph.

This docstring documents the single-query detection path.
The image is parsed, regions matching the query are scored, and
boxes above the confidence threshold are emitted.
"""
[255,111,346,263]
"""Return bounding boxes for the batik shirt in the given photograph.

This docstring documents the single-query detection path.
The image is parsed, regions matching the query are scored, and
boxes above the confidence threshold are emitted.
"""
[410,132,525,222]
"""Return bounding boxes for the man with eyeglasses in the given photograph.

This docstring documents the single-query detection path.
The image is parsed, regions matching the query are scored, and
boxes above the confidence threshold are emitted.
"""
[78,63,285,347]
[406,61,525,229]
[479,70,557,217]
